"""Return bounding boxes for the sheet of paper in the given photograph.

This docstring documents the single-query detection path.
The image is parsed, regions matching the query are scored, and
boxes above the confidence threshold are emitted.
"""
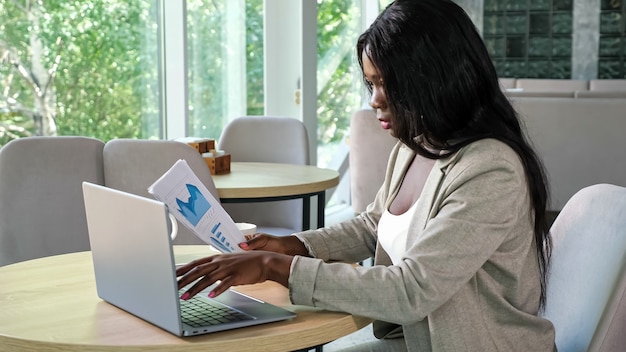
[148,159,245,253]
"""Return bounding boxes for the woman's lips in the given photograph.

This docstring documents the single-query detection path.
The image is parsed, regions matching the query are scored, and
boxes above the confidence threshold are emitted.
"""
[379,119,392,130]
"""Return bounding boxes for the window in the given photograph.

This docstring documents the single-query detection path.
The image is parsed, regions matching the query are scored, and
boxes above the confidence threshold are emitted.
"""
[316,0,365,168]
[1,0,382,158]
[0,0,161,144]
[186,0,263,139]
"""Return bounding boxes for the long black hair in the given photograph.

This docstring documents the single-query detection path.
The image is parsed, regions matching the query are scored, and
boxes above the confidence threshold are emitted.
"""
[357,0,552,309]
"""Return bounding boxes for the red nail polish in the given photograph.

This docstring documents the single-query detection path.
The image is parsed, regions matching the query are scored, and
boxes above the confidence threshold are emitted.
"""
[181,292,190,300]
[208,291,216,298]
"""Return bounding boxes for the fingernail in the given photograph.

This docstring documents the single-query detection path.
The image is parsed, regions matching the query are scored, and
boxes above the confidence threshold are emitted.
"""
[208,291,216,298]
[181,292,190,300]
[239,242,248,249]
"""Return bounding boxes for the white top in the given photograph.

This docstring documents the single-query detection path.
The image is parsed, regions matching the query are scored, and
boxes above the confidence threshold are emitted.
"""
[378,200,419,265]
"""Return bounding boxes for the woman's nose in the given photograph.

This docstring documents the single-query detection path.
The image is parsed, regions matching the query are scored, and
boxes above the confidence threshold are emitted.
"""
[369,89,385,109]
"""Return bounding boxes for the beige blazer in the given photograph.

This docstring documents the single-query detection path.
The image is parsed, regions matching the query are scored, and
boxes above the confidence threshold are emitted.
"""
[290,138,556,351]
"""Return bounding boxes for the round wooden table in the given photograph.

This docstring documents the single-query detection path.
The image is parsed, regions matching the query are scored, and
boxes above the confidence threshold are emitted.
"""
[212,162,340,229]
[0,246,371,352]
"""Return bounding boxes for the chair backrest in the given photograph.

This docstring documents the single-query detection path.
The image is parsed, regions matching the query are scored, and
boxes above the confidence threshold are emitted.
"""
[348,109,397,214]
[217,116,309,164]
[102,138,219,245]
[217,116,309,234]
[515,78,589,92]
[0,136,105,266]
[542,184,626,352]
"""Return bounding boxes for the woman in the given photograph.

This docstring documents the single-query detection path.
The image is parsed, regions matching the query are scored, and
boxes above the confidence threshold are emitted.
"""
[177,0,556,350]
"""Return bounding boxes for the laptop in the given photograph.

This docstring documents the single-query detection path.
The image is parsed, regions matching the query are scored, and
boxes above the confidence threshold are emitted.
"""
[82,182,296,337]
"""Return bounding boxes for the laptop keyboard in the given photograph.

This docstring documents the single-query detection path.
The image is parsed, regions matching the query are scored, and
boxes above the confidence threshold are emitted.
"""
[180,295,254,327]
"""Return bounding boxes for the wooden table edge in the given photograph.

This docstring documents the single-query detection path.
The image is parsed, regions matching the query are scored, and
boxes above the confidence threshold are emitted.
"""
[0,248,373,352]
[213,162,340,199]
[0,315,373,352]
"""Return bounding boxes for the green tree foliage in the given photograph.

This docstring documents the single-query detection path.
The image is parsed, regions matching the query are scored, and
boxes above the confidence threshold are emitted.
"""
[186,0,264,139]
[48,0,160,140]
[317,0,363,146]
[245,0,264,116]
[1,0,366,149]
[0,0,159,145]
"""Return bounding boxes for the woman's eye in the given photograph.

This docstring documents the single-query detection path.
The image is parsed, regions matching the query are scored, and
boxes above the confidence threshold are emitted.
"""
[372,80,383,88]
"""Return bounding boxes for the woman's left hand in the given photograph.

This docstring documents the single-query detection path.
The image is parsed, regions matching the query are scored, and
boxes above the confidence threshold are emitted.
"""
[176,251,294,300]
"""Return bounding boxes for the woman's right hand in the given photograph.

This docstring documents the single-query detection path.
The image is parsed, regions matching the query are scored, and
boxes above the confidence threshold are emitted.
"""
[239,234,310,257]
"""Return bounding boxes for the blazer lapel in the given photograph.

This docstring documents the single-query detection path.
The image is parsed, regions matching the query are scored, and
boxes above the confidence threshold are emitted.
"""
[386,144,417,209]
[409,150,460,237]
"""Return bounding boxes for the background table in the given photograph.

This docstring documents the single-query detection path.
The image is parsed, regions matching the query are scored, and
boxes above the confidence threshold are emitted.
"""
[212,162,340,229]
[0,246,371,352]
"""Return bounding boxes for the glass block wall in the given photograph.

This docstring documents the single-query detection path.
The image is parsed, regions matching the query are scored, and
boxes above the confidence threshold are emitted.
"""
[598,0,626,78]
[483,0,574,78]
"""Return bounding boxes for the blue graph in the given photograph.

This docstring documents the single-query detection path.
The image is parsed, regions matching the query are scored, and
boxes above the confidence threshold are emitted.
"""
[209,222,236,252]
[175,184,211,226]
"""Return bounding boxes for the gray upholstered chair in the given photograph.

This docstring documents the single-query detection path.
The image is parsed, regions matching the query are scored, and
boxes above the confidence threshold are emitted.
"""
[217,116,309,235]
[0,136,105,266]
[543,183,626,352]
[102,138,220,245]
[348,109,397,215]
